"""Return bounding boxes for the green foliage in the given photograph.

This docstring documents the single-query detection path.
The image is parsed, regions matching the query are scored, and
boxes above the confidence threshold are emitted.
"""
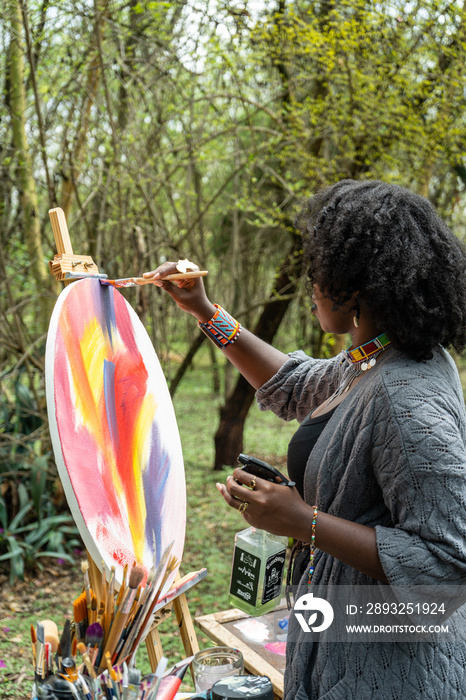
[0,495,79,584]
[0,370,46,491]
[250,0,466,198]
[3,0,466,364]
[0,372,80,584]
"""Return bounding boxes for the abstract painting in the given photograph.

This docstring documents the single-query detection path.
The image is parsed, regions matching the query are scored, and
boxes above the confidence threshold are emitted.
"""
[45,279,185,585]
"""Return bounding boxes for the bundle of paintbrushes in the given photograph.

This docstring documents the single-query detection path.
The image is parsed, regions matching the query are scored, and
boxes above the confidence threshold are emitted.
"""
[31,544,181,698]
[86,547,178,671]
[33,655,193,700]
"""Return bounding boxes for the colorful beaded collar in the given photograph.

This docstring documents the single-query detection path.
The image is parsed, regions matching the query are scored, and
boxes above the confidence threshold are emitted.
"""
[343,332,391,370]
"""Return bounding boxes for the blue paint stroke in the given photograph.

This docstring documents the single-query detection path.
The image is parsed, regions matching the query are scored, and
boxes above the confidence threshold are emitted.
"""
[103,359,120,454]
[142,421,171,567]
[92,279,116,347]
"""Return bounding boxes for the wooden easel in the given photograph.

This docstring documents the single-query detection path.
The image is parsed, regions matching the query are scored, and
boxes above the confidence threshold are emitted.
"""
[142,568,206,669]
[48,207,203,670]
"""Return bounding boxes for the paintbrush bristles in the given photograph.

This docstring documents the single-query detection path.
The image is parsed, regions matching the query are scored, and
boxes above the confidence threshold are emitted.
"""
[73,592,87,619]
[90,593,97,624]
[105,651,117,681]
[128,566,145,592]
[81,559,92,610]
[73,593,88,643]
[85,622,103,649]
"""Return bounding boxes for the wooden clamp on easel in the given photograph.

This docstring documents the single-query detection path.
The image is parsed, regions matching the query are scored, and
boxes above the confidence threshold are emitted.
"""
[49,208,101,282]
[48,207,203,671]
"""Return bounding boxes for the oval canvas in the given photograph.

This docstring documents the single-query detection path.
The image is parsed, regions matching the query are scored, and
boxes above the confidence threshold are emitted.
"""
[45,279,186,585]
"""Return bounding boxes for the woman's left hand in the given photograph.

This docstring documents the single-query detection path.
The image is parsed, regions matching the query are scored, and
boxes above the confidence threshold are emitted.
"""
[216,468,315,542]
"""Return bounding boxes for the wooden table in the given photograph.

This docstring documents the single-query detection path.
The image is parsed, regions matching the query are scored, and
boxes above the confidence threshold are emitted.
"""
[194,607,288,699]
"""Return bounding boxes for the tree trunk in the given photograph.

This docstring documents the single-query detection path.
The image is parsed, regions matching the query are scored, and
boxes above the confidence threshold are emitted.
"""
[213,233,302,468]
[8,0,52,330]
[60,4,105,219]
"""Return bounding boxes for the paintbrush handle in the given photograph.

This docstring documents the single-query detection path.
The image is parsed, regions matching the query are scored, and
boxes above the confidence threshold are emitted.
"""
[83,569,92,611]
[112,603,144,664]
[164,270,208,281]
[115,564,129,609]
[101,277,151,287]
[124,588,165,660]
[100,609,131,664]
[101,584,139,663]
[102,271,208,287]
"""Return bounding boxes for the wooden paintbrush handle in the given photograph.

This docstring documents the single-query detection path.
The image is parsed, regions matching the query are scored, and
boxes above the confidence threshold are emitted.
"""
[164,270,208,281]
[101,572,142,665]
[128,271,208,285]
[100,610,130,664]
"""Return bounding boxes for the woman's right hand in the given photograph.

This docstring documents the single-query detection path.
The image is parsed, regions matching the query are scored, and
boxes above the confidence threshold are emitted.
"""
[143,262,216,322]
[145,262,289,389]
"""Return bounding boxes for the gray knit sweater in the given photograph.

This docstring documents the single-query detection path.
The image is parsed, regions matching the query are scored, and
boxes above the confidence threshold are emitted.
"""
[256,346,466,699]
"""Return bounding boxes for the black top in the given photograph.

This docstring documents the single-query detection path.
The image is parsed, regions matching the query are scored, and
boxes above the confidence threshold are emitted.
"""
[287,406,337,498]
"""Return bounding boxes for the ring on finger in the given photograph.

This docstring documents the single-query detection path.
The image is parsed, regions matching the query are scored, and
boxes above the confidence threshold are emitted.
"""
[238,501,249,515]
[248,476,257,490]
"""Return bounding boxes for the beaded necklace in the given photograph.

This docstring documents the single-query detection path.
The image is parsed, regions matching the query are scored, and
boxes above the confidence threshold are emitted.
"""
[322,331,392,408]
[344,331,391,368]
[308,331,391,587]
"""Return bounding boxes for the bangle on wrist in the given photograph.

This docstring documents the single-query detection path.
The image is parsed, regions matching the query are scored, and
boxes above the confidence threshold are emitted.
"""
[308,505,318,586]
[198,304,242,348]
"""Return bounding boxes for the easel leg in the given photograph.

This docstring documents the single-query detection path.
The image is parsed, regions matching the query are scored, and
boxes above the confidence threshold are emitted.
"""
[174,591,200,683]
[145,626,164,671]
[144,592,200,676]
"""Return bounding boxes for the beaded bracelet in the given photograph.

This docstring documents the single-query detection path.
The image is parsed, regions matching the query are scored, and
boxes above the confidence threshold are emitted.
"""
[308,505,318,586]
[198,304,242,348]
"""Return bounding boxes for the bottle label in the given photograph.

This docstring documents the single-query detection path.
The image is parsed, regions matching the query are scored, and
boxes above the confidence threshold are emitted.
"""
[262,548,287,605]
[229,546,260,606]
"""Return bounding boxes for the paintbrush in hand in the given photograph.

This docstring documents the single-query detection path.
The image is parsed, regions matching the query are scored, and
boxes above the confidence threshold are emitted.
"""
[99,270,208,287]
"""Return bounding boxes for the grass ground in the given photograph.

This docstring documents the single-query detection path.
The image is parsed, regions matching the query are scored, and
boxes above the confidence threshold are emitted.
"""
[1,351,465,698]
[0,357,297,698]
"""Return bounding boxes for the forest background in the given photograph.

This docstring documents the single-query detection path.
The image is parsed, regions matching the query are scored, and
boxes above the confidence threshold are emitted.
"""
[1,0,466,695]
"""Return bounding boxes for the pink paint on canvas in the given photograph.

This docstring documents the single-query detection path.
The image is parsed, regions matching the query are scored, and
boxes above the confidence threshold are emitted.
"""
[264,642,286,656]
[45,279,186,584]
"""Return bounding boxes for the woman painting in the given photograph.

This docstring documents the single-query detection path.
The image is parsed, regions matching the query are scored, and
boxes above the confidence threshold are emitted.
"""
[145,180,466,698]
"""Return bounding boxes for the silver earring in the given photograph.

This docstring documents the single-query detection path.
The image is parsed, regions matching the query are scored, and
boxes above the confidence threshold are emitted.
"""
[353,304,360,328]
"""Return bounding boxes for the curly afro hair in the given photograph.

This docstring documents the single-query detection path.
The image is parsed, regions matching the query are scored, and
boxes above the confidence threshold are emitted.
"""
[296,179,466,361]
